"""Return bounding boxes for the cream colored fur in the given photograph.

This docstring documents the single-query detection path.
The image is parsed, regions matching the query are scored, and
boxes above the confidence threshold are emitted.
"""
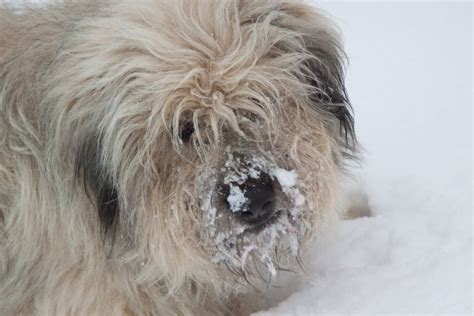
[0,1,356,314]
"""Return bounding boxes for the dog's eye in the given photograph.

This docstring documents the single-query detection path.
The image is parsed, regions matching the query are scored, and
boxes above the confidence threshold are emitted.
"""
[179,122,195,143]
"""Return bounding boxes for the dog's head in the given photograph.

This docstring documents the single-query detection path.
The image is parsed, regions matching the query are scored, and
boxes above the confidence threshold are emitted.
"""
[47,0,355,294]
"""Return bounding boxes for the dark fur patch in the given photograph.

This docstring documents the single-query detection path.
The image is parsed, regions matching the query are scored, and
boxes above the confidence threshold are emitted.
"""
[75,133,119,235]
[304,40,357,157]
[254,4,357,156]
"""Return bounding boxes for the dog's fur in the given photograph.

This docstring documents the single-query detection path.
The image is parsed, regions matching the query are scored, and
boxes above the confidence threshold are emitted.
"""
[0,0,356,314]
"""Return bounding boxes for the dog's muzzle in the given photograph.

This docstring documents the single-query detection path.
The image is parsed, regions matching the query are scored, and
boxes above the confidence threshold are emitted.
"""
[224,172,276,226]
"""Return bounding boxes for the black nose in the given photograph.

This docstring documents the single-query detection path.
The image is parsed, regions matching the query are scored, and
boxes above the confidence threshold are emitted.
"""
[228,173,276,226]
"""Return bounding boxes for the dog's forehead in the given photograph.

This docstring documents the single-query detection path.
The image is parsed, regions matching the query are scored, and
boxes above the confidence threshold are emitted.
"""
[82,2,322,135]
[48,0,353,164]
[60,0,347,118]
[98,0,321,102]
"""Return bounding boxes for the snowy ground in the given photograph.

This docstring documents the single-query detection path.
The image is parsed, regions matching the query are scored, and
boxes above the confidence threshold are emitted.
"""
[257,2,473,315]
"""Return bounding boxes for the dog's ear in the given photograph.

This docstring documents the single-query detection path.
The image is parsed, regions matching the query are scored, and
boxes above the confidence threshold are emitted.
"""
[75,134,119,236]
[303,32,356,150]
[280,3,357,154]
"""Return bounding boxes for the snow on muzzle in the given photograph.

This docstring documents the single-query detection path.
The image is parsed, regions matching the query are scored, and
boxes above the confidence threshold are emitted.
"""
[217,150,306,230]
[199,149,308,275]
[223,168,276,226]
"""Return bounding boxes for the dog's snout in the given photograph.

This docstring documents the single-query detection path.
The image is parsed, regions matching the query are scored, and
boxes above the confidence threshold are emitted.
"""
[226,172,276,226]
[243,178,275,225]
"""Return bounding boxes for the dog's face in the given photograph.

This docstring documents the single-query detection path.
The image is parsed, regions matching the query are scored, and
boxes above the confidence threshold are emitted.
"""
[46,0,355,292]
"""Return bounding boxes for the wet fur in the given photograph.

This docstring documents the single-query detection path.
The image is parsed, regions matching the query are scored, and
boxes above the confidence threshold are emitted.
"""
[0,0,356,314]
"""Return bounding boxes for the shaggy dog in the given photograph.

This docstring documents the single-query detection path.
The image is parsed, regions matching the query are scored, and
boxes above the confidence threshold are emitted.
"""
[0,0,357,314]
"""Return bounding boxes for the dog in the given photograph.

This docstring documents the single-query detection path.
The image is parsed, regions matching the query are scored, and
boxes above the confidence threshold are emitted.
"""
[0,0,357,314]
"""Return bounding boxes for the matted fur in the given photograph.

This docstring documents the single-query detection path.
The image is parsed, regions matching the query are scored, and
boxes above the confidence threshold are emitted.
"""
[0,0,356,315]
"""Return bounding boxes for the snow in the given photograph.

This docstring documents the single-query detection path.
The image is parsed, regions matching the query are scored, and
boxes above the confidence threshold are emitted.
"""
[255,2,473,314]
[272,169,297,188]
[227,184,247,213]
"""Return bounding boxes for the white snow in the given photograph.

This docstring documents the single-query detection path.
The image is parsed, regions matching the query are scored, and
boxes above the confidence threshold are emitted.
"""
[272,168,297,188]
[256,2,473,315]
[227,184,247,213]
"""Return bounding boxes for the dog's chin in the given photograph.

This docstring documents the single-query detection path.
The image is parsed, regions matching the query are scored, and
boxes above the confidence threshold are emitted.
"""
[238,209,284,235]
[208,206,303,282]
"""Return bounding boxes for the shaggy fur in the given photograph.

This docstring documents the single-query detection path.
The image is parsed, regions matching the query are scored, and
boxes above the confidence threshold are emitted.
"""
[0,0,356,314]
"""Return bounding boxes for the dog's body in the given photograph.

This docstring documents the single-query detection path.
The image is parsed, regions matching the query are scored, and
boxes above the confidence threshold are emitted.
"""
[0,1,356,314]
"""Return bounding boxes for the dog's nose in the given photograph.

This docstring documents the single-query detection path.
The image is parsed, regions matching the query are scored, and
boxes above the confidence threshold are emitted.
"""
[229,173,276,226]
